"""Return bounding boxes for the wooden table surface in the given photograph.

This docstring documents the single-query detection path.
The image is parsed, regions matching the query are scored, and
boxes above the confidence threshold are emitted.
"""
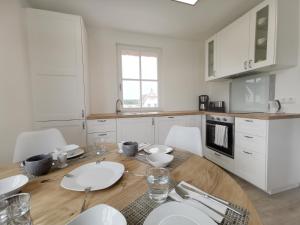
[0,145,263,225]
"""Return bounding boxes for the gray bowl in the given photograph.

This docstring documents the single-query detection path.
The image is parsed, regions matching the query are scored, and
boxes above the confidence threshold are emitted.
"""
[122,142,138,156]
[24,154,53,176]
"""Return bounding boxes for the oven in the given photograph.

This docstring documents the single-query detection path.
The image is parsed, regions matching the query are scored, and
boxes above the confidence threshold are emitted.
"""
[206,115,235,159]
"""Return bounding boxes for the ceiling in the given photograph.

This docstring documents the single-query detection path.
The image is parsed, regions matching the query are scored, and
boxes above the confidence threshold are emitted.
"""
[28,0,263,40]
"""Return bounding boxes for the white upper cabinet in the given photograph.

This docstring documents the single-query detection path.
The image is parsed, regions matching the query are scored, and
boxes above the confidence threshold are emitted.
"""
[205,0,299,80]
[26,9,87,121]
[218,13,250,78]
[205,35,218,81]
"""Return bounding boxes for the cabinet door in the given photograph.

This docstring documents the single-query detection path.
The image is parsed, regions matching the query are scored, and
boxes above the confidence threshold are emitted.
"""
[235,146,266,190]
[155,116,187,144]
[26,9,85,121]
[33,120,87,147]
[87,132,116,146]
[248,0,276,69]
[218,13,251,77]
[117,118,155,143]
[205,35,218,81]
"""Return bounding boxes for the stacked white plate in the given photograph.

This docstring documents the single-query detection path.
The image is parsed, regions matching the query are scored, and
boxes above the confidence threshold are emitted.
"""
[0,174,29,198]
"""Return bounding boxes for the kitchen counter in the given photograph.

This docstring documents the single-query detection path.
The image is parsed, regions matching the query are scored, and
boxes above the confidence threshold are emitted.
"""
[87,111,300,120]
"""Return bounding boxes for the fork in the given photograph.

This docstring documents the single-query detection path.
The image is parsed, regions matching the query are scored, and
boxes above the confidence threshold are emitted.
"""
[80,187,92,213]
[174,186,236,224]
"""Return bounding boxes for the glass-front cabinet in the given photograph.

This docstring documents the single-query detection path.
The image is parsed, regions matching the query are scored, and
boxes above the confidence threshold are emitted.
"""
[249,0,276,70]
[205,35,218,81]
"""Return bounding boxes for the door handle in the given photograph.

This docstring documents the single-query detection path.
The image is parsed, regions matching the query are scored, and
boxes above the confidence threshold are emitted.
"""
[243,150,253,155]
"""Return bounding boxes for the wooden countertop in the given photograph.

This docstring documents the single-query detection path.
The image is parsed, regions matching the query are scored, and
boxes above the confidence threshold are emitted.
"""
[87,110,300,120]
[0,145,263,225]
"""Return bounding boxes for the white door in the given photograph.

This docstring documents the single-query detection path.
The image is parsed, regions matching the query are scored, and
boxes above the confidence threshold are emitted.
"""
[117,118,155,143]
[218,12,251,77]
[248,0,276,70]
[154,116,188,144]
[26,9,85,121]
[34,120,86,147]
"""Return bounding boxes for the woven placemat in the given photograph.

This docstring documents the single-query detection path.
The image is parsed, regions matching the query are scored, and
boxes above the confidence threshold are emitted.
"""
[121,189,249,225]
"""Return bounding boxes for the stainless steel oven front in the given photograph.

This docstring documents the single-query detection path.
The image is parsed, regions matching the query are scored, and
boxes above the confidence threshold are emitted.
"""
[206,115,235,159]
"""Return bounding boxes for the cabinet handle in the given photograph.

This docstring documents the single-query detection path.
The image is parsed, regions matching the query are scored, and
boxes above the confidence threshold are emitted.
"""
[244,135,254,139]
[244,61,248,70]
[152,118,155,126]
[248,60,253,69]
[243,151,253,155]
[214,152,221,157]
[97,120,106,123]
[168,117,174,119]
[82,121,85,130]
[97,133,107,136]
[245,119,253,123]
[81,109,85,118]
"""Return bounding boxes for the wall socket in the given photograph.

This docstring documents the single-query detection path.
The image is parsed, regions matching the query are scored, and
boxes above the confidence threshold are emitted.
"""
[280,97,296,104]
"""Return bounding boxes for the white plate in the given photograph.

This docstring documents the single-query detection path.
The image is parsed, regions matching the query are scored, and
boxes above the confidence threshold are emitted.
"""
[144,145,173,154]
[60,161,125,192]
[60,144,80,152]
[67,148,85,159]
[144,202,217,225]
[66,204,127,225]
[0,174,29,198]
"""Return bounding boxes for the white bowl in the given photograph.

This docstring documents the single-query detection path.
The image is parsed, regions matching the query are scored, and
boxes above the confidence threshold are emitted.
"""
[66,204,127,225]
[0,174,29,198]
[146,153,174,168]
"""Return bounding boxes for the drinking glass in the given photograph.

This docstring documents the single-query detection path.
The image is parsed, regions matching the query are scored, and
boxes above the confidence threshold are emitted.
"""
[95,137,106,156]
[57,151,68,168]
[1,193,32,225]
[0,200,9,225]
[146,167,170,203]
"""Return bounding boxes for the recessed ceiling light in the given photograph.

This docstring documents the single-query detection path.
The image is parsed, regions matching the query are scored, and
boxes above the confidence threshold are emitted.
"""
[173,0,199,6]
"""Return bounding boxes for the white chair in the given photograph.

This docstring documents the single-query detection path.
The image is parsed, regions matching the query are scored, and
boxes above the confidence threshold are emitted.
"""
[13,128,67,162]
[164,125,203,156]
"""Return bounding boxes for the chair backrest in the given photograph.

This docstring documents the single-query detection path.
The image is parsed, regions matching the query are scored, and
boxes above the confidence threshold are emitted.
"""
[13,128,67,162]
[164,125,203,156]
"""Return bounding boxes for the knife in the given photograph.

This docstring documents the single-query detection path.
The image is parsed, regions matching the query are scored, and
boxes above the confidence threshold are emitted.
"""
[181,184,245,216]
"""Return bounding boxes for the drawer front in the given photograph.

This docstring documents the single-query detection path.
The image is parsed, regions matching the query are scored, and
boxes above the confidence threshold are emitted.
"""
[235,118,267,137]
[87,131,116,146]
[235,146,266,190]
[205,148,234,173]
[87,119,116,133]
[235,132,267,154]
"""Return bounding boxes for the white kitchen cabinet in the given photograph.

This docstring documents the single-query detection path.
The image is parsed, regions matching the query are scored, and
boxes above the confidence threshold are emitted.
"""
[87,132,117,146]
[205,0,298,80]
[117,118,155,144]
[33,120,86,147]
[154,116,189,144]
[204,148,235,173]
[218,13,250,77]
[26,8,88,122]
[205,35,218,81]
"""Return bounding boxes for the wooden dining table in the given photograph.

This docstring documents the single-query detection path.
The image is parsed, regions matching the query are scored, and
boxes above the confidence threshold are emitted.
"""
[0,144,263,225]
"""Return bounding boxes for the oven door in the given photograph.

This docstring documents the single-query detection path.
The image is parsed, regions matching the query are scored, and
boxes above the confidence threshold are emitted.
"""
[206,120,234,158]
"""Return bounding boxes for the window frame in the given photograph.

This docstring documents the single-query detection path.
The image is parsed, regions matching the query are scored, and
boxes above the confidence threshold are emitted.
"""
[117,44,161,112]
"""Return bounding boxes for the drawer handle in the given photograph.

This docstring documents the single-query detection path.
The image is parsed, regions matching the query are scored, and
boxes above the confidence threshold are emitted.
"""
[168,117,174,119]
[243,151,253,155]
[244,136,254,139]
[245,120,253,123]
[97,133,107,136]
[214,152,221,157]
[97,120,107,123]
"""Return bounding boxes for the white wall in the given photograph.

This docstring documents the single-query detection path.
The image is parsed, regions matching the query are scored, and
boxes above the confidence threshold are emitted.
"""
[87,27,207,113]
[0,0,32,164]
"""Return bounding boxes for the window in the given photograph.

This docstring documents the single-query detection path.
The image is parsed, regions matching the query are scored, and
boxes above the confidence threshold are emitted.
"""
[118,45,160,110]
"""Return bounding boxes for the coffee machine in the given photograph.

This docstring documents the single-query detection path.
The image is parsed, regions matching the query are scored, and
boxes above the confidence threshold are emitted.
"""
[199,95,209,111]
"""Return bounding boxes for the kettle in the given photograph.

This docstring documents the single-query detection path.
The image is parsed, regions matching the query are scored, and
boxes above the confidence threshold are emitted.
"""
[268,100,281,113]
